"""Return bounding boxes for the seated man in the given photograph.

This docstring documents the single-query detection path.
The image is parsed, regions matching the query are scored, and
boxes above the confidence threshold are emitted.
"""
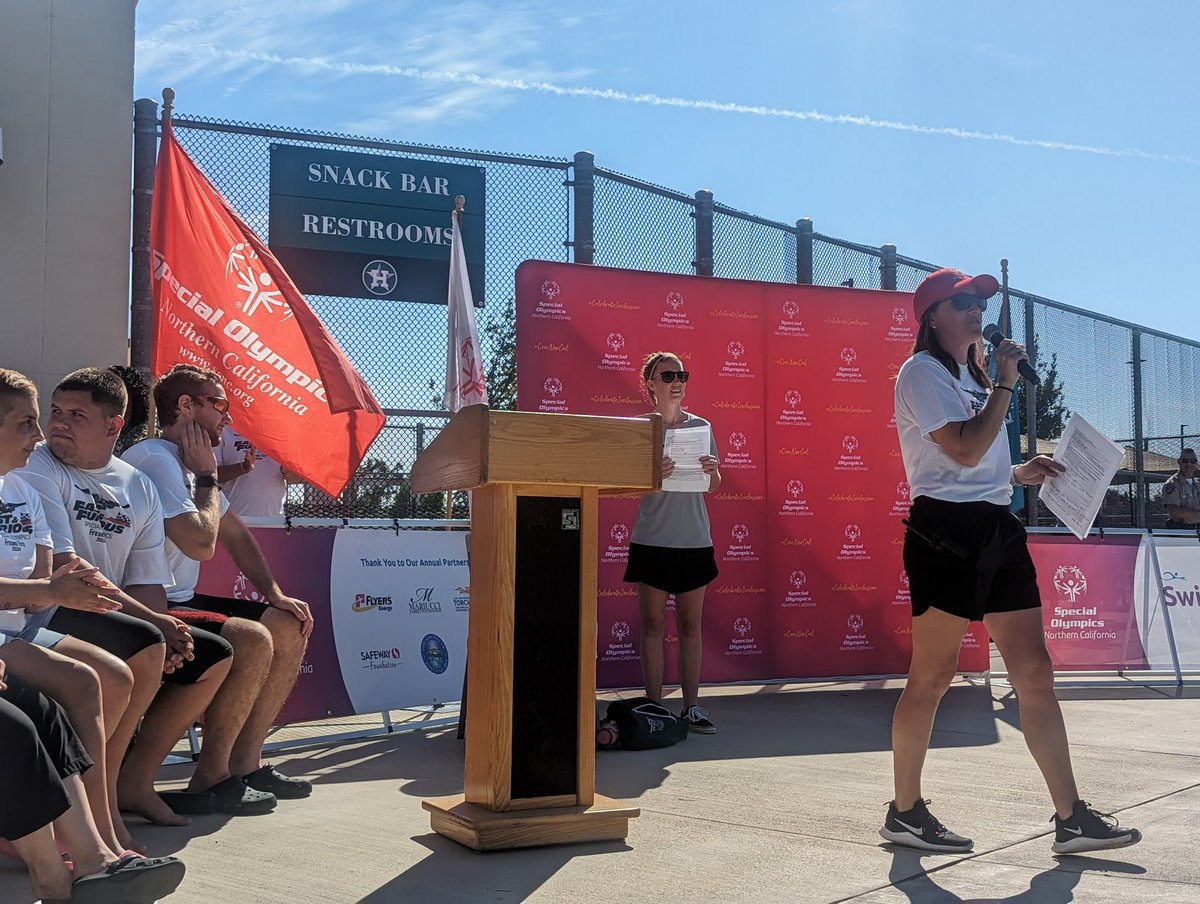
[19,368,240,821]
[124,364,313,803]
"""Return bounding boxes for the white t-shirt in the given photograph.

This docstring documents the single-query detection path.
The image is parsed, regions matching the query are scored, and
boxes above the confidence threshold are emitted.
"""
[122,439,230,603]
[0,471,52,633]
[215,428,286,519]
[18,444,173,590]
[894,351,1012,506]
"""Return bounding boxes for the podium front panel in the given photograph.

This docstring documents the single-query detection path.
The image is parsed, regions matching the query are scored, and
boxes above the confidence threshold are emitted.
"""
[511,496,582,800]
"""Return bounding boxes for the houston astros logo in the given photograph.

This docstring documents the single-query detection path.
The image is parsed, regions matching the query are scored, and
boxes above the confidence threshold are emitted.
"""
[790,570,807,589]
[543,377,563,397]
[845,523,862,543]
[787,479,804,498]
[731,524,749,543]
[1053,565,1088,602]
[666,291,684,311]
[610,523,630,544]
[840,347,857,365]
[847,614,864,632]
[727,340,745,359]
[729,432,747,451]
[611,621,630,642]
[734,617,752,637]
[541,280,560,300]
[892,307,908,325]
[784,389,802,408]
[362,260,398,296]
[842,435,860,454]
[606,332,625,352]
[782,300,799,318]
[897,481,911,500]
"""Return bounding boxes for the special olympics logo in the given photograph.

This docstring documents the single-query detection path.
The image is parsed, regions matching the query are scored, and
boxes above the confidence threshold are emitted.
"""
[541,280,560,300]
[787,479,804,498]
[728,432,747,451]
[666,291,684,311]
[840,347,857,365]
[727,340,745,359]
[226,243,292,319]
[611,621,630,642]
[897,481,911,501]
[232,572,265,602]
[606,332,625,352]
[731,524,749,543]
[845,523,862,543]
[543,377,563,397]
[899,570,910,588]
[847,614,864,633]
[892,307,909,326]
[784,389,802,408]
[790,570,807,589]
[1053,565,1088,602]
[842,435,860,454]
[782,300,800,318]
[610,523,630,544]
[734,616,752,637]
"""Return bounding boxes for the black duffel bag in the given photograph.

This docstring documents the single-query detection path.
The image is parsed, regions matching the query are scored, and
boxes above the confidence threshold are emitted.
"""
[596,697,688,750]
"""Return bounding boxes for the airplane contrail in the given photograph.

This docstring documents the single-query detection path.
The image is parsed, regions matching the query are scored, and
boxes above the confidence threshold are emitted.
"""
[140,42,1199,165]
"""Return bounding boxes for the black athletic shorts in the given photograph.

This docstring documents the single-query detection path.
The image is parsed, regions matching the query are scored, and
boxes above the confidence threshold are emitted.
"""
[903,495,1041,622]
[169,593,268,636]
[624,543,719,595]
[48,607,164,660]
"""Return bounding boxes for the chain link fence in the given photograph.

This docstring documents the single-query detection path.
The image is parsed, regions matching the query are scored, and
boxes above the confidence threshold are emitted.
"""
[148,111,1200,528]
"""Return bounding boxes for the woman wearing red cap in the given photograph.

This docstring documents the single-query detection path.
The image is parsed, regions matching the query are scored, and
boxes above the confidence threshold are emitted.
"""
[881,268,1141,855]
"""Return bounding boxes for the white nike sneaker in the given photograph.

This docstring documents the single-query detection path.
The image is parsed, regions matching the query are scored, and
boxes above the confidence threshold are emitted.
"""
[1051,800,1141,854]
[879,799,973,853]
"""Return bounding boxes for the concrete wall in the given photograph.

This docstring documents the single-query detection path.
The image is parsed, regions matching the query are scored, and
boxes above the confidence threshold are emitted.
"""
[0,0,136,401]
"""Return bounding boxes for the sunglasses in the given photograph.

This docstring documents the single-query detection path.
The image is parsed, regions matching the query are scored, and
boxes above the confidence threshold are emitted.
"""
[944,292,988,313]
[656,370,690,384]
[1181,458,1198,465]
[195,395,230,414]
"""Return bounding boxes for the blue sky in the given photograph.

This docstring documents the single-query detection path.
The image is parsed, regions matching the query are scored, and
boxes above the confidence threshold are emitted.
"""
[134,1,1199,340]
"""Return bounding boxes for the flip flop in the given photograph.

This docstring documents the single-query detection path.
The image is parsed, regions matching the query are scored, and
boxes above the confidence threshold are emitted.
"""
[157,789,217,816]
[244,764,313,799]
[71,853,186,904]
[196,774,276,815]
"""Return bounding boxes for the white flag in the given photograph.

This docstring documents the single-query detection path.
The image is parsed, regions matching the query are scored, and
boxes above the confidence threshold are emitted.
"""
[443,211,488,413]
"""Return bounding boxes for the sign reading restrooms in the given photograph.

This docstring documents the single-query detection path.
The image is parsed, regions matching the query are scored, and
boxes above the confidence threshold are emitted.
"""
[515,260,990,686]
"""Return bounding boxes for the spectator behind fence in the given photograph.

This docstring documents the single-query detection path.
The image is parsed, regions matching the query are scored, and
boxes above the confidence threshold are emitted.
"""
[109,364,152,457]
[123,364,314,808]
[215,427,303,519]
[1162,448,1200,527]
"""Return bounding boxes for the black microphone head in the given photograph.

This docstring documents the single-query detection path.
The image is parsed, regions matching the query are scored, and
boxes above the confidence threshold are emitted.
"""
[982,323,1006,345]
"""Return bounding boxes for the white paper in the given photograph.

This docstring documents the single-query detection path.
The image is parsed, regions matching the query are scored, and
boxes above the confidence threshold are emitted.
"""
[1039,413,1124,540]
[662,425,711,493]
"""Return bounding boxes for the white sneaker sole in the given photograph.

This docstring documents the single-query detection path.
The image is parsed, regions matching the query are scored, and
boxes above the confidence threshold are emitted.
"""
[879,826,973,854]
[1051,828,1142,855]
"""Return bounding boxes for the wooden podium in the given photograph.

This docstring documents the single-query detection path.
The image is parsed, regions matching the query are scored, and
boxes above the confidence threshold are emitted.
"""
[410,405,662,850]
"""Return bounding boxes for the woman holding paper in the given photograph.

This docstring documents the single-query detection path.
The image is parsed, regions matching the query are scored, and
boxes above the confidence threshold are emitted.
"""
[883,268,1140,855]
[624,351,721,733]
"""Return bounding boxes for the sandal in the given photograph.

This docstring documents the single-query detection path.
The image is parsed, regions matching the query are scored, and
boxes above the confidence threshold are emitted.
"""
[71,853,186,904]
[196,774,276,815]
[244,764,313,799]
[157,789,217,816]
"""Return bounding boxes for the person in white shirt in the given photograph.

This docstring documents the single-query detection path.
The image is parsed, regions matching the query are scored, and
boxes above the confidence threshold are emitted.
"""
[124,364,313,804]
[214,427,299,519]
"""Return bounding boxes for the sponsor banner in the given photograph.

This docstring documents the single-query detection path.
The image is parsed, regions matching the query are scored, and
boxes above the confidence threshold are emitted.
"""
[1133,535,1200,669]
[329,529,469,713]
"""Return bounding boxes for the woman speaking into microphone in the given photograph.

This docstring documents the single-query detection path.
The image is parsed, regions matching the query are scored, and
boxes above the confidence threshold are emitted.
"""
[882,268,1141,855]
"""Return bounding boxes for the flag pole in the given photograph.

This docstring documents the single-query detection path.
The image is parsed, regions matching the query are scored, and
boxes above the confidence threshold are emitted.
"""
[447,195,466,524]
[146,86,177,440]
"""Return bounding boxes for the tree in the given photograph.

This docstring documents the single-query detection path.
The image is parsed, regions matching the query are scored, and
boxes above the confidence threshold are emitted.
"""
[1017,350,1071,439]
[480,295,517,410]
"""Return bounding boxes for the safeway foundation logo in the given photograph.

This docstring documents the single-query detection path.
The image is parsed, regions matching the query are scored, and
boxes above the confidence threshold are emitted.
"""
[783,569,814,608]
[532,280,571,320]
[538,376,569,413]
[886,306,913,343]
[726,615,762,657]
[719,339,754,379]
[723,431,758,470]
[776,389,812,427]
[360,647,402,671]
[603,522,631,564]
[835,434,868,472]
[658,291,694,330]
[837,523,871,561]
[774,299,810,337]
[602,619,638,662]
[599,332,635,372]
[842,613,874,651]
[833,346,867,384]
[724,523,759,563]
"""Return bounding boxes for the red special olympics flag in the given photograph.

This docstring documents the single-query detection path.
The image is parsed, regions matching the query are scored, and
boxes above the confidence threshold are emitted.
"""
[149,123,384,497]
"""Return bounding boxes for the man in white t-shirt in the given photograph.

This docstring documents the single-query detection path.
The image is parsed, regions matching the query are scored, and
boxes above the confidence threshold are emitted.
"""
[214,427,298,519]
[20,368,243,823]
[124,364,314,804]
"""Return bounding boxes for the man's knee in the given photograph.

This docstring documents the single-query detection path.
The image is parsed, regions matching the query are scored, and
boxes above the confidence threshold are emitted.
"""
[222,618,274,662]
[259,606,306,647]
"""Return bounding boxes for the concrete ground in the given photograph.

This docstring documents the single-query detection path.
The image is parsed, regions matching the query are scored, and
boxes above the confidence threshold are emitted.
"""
[2,676,1196,903]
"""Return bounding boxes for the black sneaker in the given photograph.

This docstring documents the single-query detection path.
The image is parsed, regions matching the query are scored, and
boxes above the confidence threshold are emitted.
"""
[879,799,973,853]
[1051,800,1142,854]
[680,705,716,734]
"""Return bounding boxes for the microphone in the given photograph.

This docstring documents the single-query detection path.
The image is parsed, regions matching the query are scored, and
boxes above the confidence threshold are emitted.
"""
[983,324,1041,386]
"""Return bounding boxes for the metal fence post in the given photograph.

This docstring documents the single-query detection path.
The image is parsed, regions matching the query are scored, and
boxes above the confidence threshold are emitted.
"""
[570,151,594,265]
[130,98,159,379]
[1132,329,1147,527]
[1023,298,1039,525]
[796,218,813,284]
[880,243,897,291]
[693,189,714,276]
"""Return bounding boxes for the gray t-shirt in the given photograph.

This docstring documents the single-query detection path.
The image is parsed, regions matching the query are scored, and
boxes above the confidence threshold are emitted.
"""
[630,412,718,549]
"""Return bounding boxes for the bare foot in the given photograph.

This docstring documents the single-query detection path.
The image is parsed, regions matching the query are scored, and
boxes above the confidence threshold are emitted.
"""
[113,811,148,854]
[118,788,191,827]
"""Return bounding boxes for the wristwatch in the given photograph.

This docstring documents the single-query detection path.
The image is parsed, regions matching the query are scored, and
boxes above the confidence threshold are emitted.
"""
[194,473,220,489]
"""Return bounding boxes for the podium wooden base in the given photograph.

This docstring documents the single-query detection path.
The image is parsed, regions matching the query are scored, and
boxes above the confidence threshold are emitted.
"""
[422,794,640,851]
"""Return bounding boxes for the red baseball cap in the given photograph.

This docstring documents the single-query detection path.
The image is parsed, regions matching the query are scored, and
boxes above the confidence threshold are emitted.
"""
[912,268,1000,322]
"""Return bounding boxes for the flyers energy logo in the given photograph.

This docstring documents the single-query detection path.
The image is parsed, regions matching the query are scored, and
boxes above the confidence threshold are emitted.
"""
[352,592,394,613]
[420,634,450,674]
[71,485,133,541]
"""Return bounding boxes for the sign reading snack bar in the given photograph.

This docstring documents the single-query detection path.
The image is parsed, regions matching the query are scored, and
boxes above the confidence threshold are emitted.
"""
[269,145,485,304]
